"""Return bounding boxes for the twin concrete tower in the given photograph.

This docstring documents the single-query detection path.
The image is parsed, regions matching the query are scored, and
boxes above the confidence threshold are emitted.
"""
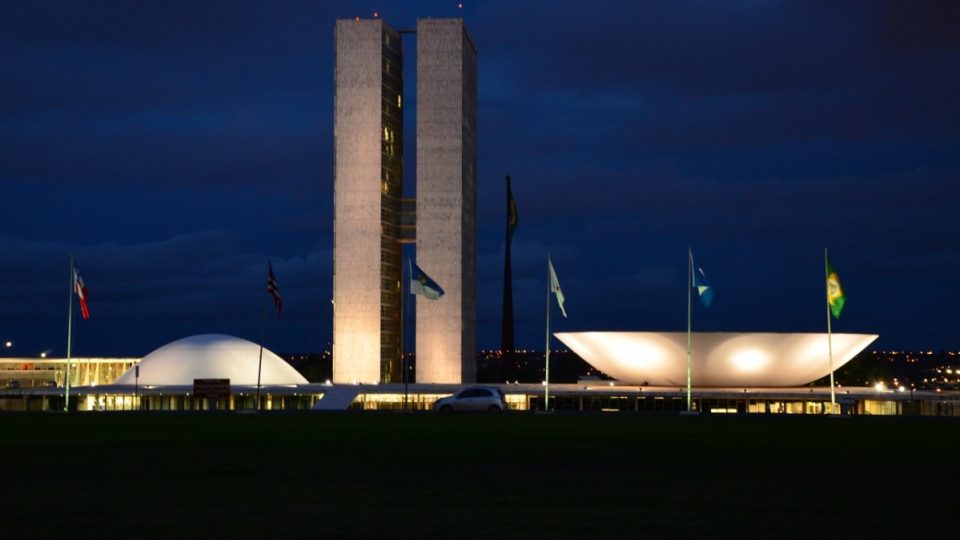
[332,18,477,384]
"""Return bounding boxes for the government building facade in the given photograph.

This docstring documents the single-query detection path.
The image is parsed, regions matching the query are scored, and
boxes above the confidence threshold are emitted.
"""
[333,18,477,384]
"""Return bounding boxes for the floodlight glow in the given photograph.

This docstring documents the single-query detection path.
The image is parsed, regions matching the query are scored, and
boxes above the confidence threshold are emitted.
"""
[731,349,769,373]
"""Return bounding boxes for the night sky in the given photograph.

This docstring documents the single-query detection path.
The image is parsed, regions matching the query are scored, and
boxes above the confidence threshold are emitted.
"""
[2,1,959,358]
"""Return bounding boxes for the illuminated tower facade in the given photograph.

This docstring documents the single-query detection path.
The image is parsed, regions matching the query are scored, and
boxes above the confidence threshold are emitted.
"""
[333,19,403,383]
[333,17,476,385]
[415,19,477,383]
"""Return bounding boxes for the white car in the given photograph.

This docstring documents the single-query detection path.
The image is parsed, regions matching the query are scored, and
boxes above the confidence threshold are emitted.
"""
[433,386,508,413]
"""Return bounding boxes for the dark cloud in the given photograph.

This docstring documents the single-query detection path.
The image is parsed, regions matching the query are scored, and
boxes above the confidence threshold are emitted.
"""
[1,1,958,356]
[0,232,331,355]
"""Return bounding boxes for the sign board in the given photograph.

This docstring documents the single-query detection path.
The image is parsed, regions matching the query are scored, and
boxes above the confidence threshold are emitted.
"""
[193,378,230,399]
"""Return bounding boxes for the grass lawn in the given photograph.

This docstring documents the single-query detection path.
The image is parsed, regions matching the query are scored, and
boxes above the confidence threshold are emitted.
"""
[2,412,958,538]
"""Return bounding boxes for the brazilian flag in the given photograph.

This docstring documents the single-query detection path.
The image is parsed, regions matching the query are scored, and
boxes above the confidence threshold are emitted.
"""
[826,259,846,318]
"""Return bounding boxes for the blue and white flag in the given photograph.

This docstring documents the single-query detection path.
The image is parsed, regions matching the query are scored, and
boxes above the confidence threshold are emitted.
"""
[690,253,714,308]
[410,262,444,300]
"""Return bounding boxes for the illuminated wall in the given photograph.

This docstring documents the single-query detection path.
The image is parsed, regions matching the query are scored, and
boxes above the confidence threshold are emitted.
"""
[415,19,477,383]
[333,19,404,384]
[555,332,879,387]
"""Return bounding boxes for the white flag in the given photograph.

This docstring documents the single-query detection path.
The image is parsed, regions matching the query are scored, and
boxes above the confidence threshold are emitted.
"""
[548,256,567,318]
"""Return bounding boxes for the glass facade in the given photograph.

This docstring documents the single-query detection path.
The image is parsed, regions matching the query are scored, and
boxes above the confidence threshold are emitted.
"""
[2,387,960,415]
[349,392,530,411]
[0,358,138,388]
[79,393,323,412]
[379,24,403,383]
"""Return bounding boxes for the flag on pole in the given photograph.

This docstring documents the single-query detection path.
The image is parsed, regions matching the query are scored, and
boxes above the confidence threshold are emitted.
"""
[548,256,567,318]
[826,258,845,318]
[73,265,90,320]
[507,177,519,241]
[267,262,282,316]
[690,253,714,308]
[410,263,444,300]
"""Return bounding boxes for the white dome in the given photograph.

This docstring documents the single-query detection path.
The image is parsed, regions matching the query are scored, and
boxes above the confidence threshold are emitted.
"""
[114,334,308,386]
[555,332,878,387]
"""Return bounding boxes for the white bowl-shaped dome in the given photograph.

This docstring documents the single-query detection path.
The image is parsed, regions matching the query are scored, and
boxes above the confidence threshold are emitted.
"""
[555,332,878,387]
[114,334,308,386]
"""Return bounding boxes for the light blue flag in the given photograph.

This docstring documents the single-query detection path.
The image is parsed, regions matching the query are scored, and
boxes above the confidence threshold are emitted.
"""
[410,262,445,300]
[690,254,714,308]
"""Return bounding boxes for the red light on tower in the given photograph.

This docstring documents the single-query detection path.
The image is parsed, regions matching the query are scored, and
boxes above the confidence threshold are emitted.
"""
[373,11,380,18]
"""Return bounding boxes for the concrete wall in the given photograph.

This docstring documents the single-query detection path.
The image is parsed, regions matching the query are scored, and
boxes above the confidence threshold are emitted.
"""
[333,19,402,384]
[416,19,477,383]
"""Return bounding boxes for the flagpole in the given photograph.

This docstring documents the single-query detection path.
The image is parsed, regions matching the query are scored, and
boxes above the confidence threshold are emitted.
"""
[403,257,411,410]
[825,248,836,412]
[544,254,551,411]
[686,248,693,412]
[64,253,74,412]
[256,263,268,411]
[501,175,515,383]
